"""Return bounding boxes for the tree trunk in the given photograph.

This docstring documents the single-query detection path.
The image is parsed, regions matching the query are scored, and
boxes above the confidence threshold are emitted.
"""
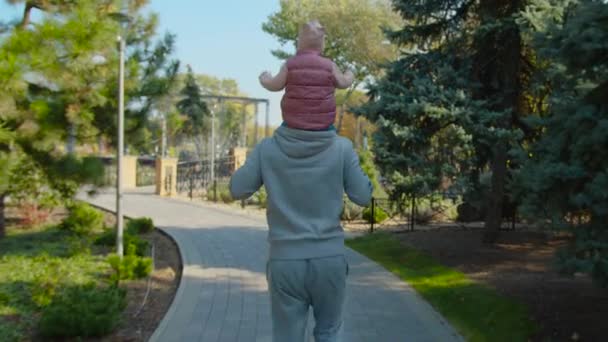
[335,84,358,134]
[19,3,33,28]
[0,194,6,239]
[483,144,508,243]
[194,135,204,161]
[477,0,524,243]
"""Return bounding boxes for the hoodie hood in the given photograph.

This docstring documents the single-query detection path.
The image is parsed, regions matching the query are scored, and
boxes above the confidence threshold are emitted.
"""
[273,126,336,158]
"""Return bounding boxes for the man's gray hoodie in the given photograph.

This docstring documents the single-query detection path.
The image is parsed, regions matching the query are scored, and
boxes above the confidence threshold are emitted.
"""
[230,126,372,260]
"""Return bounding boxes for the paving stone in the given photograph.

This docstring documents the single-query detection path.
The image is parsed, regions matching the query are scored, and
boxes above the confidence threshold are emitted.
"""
[81,188,463,342]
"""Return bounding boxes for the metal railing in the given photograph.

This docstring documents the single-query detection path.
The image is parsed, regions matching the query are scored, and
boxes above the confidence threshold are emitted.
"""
[176,156,235,200]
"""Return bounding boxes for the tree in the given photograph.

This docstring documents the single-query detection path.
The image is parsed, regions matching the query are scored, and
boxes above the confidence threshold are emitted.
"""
[176,65,210,160]
[194,74,251,151]
[334,89,374,147]
[516,0,608,286]
[0,125,15,237]
[358,0,537,242]
[262,0,402,131]
[90,21,180,155]
[0,0,177,234]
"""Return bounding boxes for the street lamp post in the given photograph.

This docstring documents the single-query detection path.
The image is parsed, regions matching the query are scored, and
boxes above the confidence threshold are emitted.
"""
[116,35,125,257]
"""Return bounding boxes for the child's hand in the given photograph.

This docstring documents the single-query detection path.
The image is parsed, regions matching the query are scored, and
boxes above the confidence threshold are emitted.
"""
[344,70,354,81]
[259,71,272,83]
[333,64,355,89]
[259,64,288,91]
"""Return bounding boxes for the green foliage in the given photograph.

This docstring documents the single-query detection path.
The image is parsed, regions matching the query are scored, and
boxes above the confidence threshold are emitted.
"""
[105,228,152,284]
[65,235,92,257]
[176,65,210,158]
[357,0,537,236]
[38,284,126,338]
[254,188,268,209]
[7,156,60,209]
[0,0,177,203]
[125,233,149,257]
[516,0,608,286]
[262,0,401,83]
[126,217,155,235]
[94,228,116,247]
[94,228,149,257]
[362,206,388,224]
[341,200,363,221]
[177,65,209,131]
[213,182,235,204]
[60,202,104,236]
[347,233,536,341]
[107,254,153,284]
[220,190,235,204]
[30,271,60,308]
[0,224,111,340]
[358,149,384,197]
[414,195,460,224]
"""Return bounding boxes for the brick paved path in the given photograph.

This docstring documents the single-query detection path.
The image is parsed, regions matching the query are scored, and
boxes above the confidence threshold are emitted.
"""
[82,188,463,342]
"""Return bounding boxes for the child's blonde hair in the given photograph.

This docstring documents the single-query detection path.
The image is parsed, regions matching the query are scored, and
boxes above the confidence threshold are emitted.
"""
[297,20,325,51]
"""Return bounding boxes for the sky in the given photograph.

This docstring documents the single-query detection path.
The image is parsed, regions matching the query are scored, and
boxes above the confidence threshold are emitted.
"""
[0,0,289,126]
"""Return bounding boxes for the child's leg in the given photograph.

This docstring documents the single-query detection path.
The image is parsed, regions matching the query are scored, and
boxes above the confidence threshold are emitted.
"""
[308,255,348,342]
[267,259,311,342]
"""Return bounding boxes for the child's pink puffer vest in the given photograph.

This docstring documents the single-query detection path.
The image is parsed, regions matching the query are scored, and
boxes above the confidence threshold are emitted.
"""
[281,49,336,130]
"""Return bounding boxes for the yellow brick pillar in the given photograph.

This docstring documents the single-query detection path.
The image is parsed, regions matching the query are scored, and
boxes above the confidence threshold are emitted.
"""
[230,147,248,172]
[155,158,178,197]
[122,156,137,189]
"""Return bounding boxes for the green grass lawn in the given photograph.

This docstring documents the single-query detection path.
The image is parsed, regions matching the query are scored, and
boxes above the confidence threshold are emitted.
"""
[0,225,110,340]
[346,232,536,342]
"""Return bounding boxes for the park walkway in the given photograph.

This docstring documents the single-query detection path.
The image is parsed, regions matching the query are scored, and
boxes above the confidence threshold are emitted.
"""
[81,188,463,342]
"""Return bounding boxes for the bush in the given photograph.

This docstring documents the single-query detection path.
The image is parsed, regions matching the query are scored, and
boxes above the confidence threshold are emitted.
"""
[125,234,149,257]
[220,190,235,204]
[61,202,104,236]
[414,206,435,224]
[362,206,388,224]
[358,150,386,197]
[107,254,153,284]
[254,188,267,208]
[94,228,116,246]
[341,200,363,221]
[66,235,92,256]
[94,229,149,257]
[8,156,62,218]
[412,196,460,224]
[126,217,155,235]
[39,284,126,338]
[30,273,59,308]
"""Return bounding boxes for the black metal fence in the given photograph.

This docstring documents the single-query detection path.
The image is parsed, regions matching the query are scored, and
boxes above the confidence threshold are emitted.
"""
[369,197,409,233]
[358,193,519,234]
[176,156,236,199]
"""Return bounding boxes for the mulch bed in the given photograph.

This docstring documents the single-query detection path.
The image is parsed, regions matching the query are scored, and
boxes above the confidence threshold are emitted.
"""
[2,205,182,341]
[97,211,182,342]
[389,226,608,341]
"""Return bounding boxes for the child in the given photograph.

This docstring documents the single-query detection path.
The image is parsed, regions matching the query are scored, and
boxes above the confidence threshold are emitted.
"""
[259,19,355,130]
[230,20,371,342]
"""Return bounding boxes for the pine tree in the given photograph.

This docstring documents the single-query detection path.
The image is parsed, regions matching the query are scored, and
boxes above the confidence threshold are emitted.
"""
[516,0,608,286]
[358,0,537,241]
[0,0,178,235]
[176,65,210,160]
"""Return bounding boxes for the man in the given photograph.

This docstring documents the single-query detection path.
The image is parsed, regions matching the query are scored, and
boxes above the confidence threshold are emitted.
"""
[230,125,372,341]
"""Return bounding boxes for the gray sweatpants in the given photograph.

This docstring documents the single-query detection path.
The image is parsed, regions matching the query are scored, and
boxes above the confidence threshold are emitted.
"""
[266,255,349,342]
